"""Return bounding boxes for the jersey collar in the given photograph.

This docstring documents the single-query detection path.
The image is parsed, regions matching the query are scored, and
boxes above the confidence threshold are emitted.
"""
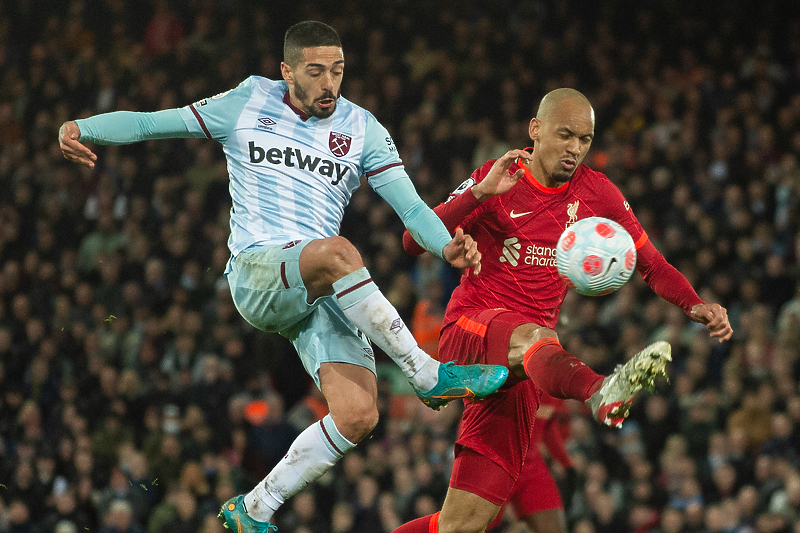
[283,91,311,122]
[519,147,570,194]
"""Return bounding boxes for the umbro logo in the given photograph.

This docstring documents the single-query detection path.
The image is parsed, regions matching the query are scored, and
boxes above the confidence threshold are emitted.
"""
[257,117,276,129]
[389,318,404,334]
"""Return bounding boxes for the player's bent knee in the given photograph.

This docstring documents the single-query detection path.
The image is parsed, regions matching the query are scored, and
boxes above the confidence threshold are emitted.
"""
[439,516,489,533]
[439,497,496,533]
[320,236,364,279]
[300,237,366,297]
[330,400,378,443]
[507,323,558,368]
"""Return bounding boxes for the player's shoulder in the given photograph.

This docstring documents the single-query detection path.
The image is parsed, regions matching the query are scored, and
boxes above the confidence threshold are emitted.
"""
[475,158,497,180]
[332,97,386,140]
[474,157,509,181]
[334,95,372,122]
[203,76,280,102]
[242,76,285,93]
[336,94,360,111]
[574,163,607,181]
[573,164,619,191]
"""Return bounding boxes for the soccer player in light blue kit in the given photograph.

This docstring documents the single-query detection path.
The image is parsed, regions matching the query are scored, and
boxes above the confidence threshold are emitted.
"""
[59,21,509,533]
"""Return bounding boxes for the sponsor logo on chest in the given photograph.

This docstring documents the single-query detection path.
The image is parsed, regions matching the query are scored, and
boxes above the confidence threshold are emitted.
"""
[499,199,580,267]
[248,141,350,185]
[498,237,557,267]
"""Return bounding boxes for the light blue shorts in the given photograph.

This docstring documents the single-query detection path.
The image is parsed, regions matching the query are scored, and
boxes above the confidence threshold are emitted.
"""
[225,240,376,386]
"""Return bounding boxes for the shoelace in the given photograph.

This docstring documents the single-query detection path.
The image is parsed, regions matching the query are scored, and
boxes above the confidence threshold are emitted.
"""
[440,361,456,376]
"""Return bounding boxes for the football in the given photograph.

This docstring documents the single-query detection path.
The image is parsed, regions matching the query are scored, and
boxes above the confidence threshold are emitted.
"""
[556,217,637,296]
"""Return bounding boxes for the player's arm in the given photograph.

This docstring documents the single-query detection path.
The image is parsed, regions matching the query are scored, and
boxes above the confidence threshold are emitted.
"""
[373,178,480,271]
[60,78,254,168]
[362,115,480,270]
[605,179,733,342]
[538,406,574,470]
[59,110,200,168]
[636,241,732,342]
[402,149,530,255]
[400,177,482,256]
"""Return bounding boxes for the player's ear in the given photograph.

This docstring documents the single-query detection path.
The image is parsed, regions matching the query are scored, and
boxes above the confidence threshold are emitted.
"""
[529,117,540,142]
[280,62,293,84]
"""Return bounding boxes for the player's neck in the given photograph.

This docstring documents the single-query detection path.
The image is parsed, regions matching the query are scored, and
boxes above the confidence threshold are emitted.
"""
[523,159,564,190]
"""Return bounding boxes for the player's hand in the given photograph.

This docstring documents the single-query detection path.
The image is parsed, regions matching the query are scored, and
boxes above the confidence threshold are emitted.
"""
[470,149,531,201]
[443,227,481,275]
[690,303,733,343]
[59,121,97,168]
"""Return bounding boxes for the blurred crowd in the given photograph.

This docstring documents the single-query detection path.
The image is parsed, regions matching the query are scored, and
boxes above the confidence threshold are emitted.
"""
[1,0,800,532]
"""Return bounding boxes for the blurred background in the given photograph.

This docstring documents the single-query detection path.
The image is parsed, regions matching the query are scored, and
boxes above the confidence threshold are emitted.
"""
[0,0,799,532]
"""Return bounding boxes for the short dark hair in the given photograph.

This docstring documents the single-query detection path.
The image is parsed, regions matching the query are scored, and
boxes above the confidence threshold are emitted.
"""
[284,21,342,66]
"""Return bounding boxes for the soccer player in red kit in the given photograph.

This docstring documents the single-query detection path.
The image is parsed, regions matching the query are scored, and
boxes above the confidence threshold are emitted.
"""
[394,88,733,533]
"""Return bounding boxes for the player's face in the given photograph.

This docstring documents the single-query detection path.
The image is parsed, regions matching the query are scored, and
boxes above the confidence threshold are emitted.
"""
[529,99,594,185]
[282,46,344,119]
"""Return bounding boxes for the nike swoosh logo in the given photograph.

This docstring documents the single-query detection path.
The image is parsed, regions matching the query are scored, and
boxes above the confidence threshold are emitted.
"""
[605,257,618,275]
[509,210,535,219]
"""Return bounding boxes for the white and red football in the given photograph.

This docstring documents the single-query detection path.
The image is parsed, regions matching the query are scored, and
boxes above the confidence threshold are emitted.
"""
[556,217,636,296]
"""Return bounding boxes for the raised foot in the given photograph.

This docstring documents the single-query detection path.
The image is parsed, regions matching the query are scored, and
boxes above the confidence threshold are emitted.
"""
[412,361,509,410]
[218,495,278,532]
[587,341,671,428]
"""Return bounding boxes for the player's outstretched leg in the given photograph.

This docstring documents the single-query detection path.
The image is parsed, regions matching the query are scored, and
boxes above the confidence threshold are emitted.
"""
[586,341,672,427]
[333,267,508,410]
[219,495,278,532]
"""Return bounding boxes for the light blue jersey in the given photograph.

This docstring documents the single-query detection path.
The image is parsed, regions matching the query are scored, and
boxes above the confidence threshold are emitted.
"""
[75,77,452,261]
[177,77,408,256]
[73,75,457,385]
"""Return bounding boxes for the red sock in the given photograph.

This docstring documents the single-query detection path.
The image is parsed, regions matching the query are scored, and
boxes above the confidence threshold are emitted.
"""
[393,512,440,533]
[522,338,604,401]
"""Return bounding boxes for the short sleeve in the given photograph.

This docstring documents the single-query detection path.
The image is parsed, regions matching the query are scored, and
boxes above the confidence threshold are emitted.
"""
[177,77,256,144]
[361,112,407,188]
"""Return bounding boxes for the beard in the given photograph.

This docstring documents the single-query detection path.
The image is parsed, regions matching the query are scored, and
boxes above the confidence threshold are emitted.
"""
[551,171,574,183]
[295,82,337,119]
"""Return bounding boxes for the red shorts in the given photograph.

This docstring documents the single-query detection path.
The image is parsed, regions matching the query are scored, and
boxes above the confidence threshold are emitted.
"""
[506,448,564,516]
[450,433,563,514]
[440,309,540,494]
[484,447,564,529]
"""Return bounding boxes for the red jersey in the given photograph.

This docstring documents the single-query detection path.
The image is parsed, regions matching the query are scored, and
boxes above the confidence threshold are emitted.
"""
[445,161,646,330]
[403,158,703,327]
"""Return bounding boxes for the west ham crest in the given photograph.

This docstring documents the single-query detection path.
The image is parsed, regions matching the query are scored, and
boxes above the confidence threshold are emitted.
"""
[329,132,352,157]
